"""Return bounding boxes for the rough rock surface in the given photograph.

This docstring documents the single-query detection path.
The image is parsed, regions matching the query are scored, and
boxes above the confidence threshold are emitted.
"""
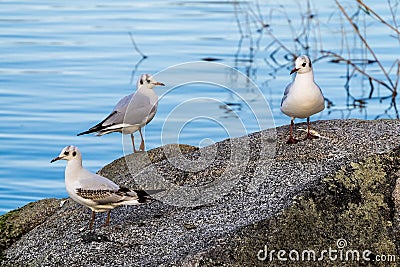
[1,119,400,266]
[0,198,61,260]
[198,150,400,266]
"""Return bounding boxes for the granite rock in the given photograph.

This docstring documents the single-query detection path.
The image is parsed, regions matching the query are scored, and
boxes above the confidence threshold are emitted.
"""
[1,119,400,266]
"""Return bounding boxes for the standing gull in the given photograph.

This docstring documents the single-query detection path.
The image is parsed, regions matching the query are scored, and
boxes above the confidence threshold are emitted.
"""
[280,55,325,144]
[77,74,165,152]
[50,145,157,229]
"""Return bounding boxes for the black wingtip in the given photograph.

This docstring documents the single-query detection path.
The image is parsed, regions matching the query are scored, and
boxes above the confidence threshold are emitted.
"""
[77,111,118,136]
[119,187,164,203]
[137,189,165,202]
[134,190,151,203]
[77,127,101,136]
[76,131,88,136]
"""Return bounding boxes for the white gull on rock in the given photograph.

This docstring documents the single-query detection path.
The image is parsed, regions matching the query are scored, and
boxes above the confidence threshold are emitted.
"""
[280,55,325,144]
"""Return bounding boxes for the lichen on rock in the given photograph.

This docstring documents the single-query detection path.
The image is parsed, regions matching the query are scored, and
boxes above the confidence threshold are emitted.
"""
[200,149,400,266]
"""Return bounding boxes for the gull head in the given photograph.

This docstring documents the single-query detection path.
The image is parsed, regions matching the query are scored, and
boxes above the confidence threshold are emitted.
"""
[50,145,81,163]
[137,74,165,89]
[290,55,313,75]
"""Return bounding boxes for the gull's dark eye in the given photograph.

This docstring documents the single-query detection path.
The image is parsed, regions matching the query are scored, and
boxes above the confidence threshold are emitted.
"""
[302,62,306,67]
[64,151,69,156]
[72,151,77,157]
[147,79,151,83]
[140,79,144,85]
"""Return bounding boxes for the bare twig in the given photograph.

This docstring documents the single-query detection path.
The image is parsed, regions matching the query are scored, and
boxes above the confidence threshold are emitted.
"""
[321,50,392,92]
[396,60,400,92]
[234,3,244,37]
[388,0,400,45]
[375,97,399,119]
[357,0,400,35]
[336,0,395,90]
[368,77,374,98]
[265,29,295,58]
[260,5,296,57]
[128,32,147,59]
[129,57,146,85]
[246,3,266,28]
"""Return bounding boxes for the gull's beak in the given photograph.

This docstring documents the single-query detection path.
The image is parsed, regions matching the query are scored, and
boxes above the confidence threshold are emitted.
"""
[152,82,165,86]
[290,67,299,75]
[50,156,63,163]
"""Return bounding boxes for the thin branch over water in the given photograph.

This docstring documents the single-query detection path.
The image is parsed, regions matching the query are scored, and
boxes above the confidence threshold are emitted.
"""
[128,32,148,84]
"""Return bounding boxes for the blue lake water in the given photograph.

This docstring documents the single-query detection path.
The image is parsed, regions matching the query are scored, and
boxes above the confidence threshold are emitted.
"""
[1,0,399,214]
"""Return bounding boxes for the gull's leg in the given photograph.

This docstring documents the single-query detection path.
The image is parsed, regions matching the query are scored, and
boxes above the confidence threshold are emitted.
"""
[89,211,95,230]
[131,133,138,153]
[304,117,319,140]
[287,118,299,144]
[104,210,111,226]
[139,128,145,151]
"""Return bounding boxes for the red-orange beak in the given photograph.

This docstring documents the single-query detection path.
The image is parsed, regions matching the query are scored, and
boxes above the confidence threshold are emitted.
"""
[50,156,63,163]
[152,82,165,86]
[290,67,299,75]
